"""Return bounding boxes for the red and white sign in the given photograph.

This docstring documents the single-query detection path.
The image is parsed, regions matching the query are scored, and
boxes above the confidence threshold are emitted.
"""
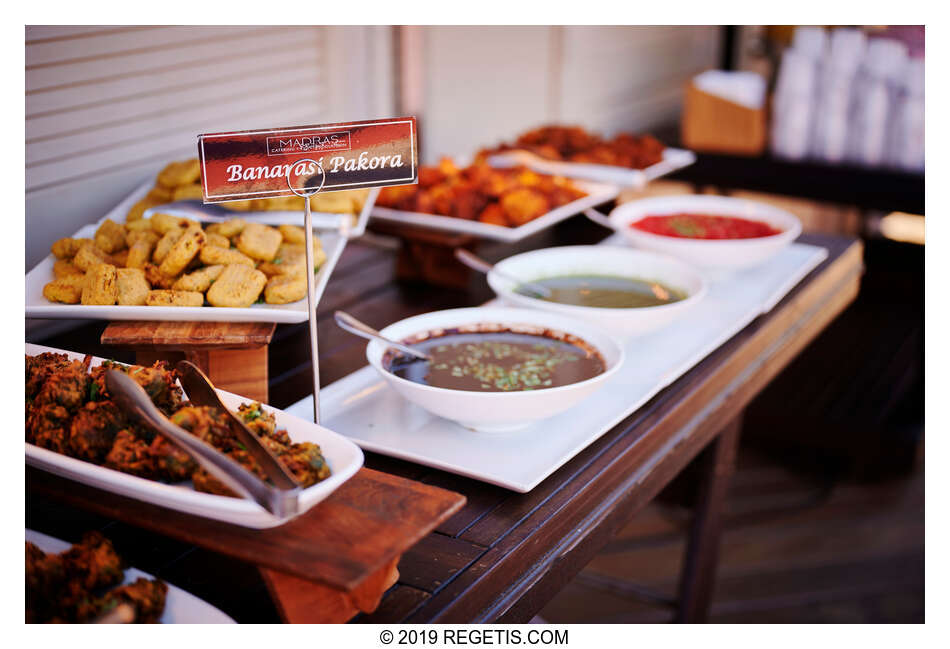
[197,117,417,203]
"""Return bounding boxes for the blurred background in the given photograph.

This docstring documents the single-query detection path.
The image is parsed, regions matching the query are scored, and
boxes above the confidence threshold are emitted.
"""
[25,25,924,622]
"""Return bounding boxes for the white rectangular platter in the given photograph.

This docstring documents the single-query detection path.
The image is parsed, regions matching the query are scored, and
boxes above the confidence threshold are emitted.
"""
[486,147,697,189]
[26,529,236,623]
[370,179,620,242]
[25,223,346,324]
[286,238,827,492]
[26,343,364,528]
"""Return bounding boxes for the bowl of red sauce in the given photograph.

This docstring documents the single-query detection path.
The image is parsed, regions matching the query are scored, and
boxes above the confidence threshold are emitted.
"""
[607,196,802,270]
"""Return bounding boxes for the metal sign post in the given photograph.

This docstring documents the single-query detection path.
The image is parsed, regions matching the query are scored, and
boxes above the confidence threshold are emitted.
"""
[197,117,418,425]
[286,159,327,424]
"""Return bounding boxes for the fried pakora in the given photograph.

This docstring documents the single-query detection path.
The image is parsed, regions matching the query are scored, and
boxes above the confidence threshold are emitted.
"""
[26,532,167,624]
[26,354,332,499]
[483,124,666,170]
[376,158,585,228]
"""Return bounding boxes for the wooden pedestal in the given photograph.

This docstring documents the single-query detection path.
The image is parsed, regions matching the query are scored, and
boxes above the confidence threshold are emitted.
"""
[28,466,466,623]
[369,221,479,289]
[101,321,276,404]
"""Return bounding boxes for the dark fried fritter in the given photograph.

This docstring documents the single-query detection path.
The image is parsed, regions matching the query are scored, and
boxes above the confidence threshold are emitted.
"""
[487,125,665,170]
[273,441,331,487]
[27,404,72,454]
[61,531,125,592]
[237,402,287,442]
[92,360,182,414]
[97,577,168,624]
[169,405,233,449]
[105,429,155,477]
[26,352,71,401]
[148,434,196,481]
[68,400,125,462]
[33,357,91,412]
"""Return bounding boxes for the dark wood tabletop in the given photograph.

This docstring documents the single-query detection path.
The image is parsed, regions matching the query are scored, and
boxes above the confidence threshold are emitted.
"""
[27,213,863,623]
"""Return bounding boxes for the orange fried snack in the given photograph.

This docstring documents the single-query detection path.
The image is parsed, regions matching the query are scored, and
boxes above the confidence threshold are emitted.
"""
[376,158,585,229]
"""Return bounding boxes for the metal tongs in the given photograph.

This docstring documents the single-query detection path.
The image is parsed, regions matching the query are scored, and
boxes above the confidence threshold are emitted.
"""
[105,361,301,518]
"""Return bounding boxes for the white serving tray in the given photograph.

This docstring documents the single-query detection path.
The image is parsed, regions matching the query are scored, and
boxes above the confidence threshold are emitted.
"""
[26,343,364,528]
[25,213,349,324]
[286,236,827,492]
[487,147,697,189]
[370,178,620,242]
[26,529,235,623]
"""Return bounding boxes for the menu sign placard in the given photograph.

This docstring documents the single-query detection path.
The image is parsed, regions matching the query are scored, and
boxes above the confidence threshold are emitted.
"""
[197,117,417,203]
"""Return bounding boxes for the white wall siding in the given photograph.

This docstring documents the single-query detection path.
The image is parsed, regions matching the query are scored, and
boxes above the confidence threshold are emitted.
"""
[415,26,721,162]
[25,26,332,269]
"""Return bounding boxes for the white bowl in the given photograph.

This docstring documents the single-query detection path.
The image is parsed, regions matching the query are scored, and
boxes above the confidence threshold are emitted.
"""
[366,307,624,432]
[608,195,802,270]
[487,246,707,340]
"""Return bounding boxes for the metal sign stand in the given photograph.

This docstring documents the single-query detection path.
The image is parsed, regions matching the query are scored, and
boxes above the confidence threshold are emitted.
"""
[287,160,327,424]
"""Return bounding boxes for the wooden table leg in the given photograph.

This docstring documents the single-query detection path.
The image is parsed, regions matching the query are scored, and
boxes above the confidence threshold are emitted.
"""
[675,415,742,623]
[260,558,401,623]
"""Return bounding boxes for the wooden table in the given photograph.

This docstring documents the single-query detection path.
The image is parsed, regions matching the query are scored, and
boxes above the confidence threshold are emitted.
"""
[27,214,863,623]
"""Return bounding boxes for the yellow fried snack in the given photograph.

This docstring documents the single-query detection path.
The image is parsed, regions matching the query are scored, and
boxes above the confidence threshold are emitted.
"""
[126,199,150,222]
[93,219,127,254]
[199,244,254,267]
[172,184,204,201]
[80,263,118,305]
[249,196,300,211]
[72,242,112,272]
[277,224,306,245]
[146,289,204,307]
[116,268,150,306]
[51,237,87,259]
[126,229,160,247]
[156,159,201,189]
[53,259,84,278]
[206,264,267,307]
[125,218,155,234]
[264,274,307,304]
[111,249,129,267]
[205,218,246,238]
[152,228,184,264]
[126,238,155,270]
[205,232,230,249]
[221,199,253,211]
[310,191,357,214]
[150,212,198,234]
[172,264,224,292]
[43,277,84,304]
[159,225,206,277]
[145,185,173,203]
[144,263,177,289]
[236,222,282,261]
[257,242,324,277]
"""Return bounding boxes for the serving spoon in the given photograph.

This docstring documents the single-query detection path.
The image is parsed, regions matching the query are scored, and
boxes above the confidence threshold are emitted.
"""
[453,249,553,299]
[333,311,432,362]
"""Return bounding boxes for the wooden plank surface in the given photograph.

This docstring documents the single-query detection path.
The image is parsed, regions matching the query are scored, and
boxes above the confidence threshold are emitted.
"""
[102,320,276,349]
[26,466,464,593]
